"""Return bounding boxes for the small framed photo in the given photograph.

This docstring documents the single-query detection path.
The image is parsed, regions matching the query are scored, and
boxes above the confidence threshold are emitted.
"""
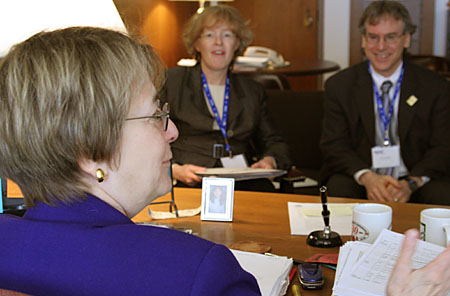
[201,177,235,221]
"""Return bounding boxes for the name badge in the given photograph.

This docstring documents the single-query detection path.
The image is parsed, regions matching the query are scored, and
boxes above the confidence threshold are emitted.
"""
[220,154,248,169]
[371,145,400,168]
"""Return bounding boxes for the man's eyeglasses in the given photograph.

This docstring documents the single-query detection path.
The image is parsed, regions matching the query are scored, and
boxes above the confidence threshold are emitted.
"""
[125,100,169,131]
[365,32,404,45]
[200,31,236,42]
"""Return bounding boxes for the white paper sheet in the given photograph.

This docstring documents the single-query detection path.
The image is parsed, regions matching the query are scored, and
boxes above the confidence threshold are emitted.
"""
[288,202,357,235]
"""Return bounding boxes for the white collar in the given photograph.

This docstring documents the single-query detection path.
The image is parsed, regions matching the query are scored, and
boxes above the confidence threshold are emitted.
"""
[369,61,403,90]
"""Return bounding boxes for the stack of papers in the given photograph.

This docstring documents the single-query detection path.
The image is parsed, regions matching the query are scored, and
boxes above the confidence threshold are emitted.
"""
[231,250,293,296]
[196,168,286,181]
[333,229,446,296]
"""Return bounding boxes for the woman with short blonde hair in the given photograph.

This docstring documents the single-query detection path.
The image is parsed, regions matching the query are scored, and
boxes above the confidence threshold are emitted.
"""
[0,27,260,295]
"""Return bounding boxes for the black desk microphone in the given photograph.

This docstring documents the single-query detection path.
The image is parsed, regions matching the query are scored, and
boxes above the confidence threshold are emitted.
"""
[306,186,342,248]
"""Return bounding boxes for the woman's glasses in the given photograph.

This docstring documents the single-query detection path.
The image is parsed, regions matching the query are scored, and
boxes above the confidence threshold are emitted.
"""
[200,31,236,42]
[125,100,169,131]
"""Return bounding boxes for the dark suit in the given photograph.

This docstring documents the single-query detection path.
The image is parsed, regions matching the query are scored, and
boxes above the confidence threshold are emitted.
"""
[0,194,260,295]
[161,64,291,171]
[320,61,450,204]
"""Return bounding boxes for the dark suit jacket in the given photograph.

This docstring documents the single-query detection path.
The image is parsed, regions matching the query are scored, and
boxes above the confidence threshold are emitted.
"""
[161,64,291,170]
[0,194,260,295]
[320,60,450,182]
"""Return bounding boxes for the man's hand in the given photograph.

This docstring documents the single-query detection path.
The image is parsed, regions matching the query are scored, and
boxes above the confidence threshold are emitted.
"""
[251,156,276,169]
[359,171,400,202]
[172,164,206,185]
[386,180,412,203]
[387,229,450,296]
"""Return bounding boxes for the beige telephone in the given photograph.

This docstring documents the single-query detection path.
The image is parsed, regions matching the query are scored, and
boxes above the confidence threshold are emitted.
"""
[243,46,288,67]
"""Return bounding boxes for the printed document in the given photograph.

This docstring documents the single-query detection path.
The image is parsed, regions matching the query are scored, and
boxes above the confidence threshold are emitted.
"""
[333,229,447,296]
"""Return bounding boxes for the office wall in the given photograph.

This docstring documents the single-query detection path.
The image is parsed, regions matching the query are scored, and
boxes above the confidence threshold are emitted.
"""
[434,0,449,56]
[323,0,351,81]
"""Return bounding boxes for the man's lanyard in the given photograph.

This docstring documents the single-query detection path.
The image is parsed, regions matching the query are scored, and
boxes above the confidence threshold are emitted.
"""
[201,72,232,156]
[368,61,404,146]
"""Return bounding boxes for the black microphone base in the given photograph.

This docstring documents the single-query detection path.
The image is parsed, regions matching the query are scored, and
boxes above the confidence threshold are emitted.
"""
[307,230,343,248]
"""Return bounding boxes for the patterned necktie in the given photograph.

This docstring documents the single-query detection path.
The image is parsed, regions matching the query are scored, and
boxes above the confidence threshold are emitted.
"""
[380,81,393,116]
[378,80,394,175]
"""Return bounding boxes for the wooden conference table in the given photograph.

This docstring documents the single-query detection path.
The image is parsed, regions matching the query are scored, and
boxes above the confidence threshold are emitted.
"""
[133,188,446,296]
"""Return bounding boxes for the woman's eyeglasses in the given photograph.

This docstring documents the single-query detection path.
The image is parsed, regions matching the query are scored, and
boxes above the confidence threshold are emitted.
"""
[200,31,236,42]
[125,100,169,131]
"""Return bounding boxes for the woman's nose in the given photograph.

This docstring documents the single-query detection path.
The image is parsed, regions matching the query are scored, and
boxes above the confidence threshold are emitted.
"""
[165,119,178,143]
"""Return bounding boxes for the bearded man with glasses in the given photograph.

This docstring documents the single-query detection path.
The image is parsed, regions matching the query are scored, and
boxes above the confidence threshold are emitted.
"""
[320,0,450,205]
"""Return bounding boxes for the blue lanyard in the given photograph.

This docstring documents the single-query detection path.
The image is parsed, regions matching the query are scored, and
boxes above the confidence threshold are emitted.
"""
[368,61,404,146]
[201,72,231,155]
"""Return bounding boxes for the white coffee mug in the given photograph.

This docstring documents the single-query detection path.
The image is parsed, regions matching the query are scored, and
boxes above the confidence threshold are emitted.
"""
[352,203,392,244]
[420,208,450,247]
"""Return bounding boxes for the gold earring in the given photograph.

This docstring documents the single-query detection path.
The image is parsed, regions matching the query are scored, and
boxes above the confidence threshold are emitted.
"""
[96,169,105,183]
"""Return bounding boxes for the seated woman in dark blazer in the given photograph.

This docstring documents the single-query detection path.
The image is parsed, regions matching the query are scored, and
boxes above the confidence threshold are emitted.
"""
[0,27,260,295]
[161,5,291,192]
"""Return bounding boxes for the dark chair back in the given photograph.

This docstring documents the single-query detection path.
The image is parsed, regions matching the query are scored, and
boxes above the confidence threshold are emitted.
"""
[265,90,324,174]
[406,55,450,79]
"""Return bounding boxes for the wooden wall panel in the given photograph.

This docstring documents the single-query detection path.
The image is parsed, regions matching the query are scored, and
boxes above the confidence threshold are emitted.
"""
[231,0,318,60]
[113,0,196,67]
[231,0,319,90]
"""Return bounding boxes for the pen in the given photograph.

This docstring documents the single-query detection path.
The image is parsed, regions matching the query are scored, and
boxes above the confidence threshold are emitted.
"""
[320,263,337,271]
[292,284,301,296]
[320,186,330,228]
[289,266,297,281]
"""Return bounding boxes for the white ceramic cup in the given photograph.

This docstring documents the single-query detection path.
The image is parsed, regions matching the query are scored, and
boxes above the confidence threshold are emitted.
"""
[420,208,450,247]
[352,203,392,244]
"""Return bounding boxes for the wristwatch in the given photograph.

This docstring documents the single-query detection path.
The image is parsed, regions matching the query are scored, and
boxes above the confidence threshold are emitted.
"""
[404,177,419,192]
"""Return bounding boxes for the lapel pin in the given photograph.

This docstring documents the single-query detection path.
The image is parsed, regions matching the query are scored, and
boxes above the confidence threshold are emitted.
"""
[406,95,418,107]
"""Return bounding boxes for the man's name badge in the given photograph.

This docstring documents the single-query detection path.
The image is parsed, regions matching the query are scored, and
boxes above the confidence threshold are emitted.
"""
[220,154,248,169]
[371,145,400,168]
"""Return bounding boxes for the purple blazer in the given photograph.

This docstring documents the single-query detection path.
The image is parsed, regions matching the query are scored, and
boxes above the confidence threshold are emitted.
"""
[0,194,260,295]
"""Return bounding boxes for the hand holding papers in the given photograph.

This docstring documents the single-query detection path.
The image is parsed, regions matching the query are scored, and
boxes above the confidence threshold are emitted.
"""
[333,229,449,296]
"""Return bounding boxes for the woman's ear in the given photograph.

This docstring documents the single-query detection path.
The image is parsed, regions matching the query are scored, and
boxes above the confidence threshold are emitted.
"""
[78,157,107,181]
